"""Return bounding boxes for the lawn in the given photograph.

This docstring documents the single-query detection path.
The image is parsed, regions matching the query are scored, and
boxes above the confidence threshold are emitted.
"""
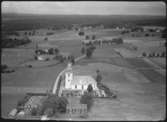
[1,28,166,120]
[1,63,66,88]
[149,58,166,69]
[73,62,165,120]
[1,48,34,67]
[125,58,153,68]
[137,69,166,83]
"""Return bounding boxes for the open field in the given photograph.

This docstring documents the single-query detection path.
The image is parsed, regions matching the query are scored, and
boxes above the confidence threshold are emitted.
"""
[1,23,166,120]
[125,58,153,68]
[75,41,165,120]
[1,94,25,118]
[137,69,166,83]
[71,62,165,120]
[149,58,166,69]
[1,48,34,67]
[1,63,66,88]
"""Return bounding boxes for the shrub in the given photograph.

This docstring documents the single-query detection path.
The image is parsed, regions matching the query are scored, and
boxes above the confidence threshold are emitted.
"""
[161,28,167,38]
[48,48,54,54]
[78,31,84,36]
[28,65,32,68]
[85,35,89,40]
[1,64,8,72]
[111,38,123,44]
[161,52,166,57]
[92,35,96,40]
[145,33,149,37]
[148,53,153,57]
[1,37,31,48]
[46,32,54,35]
[142,52,146,57]
[44,37,48,41]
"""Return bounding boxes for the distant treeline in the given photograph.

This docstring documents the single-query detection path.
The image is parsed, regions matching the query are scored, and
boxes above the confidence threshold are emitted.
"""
[1,37,31,48]
[2,14,166,31]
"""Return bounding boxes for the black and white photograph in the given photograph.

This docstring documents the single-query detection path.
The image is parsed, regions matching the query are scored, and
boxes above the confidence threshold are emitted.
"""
[1,1,166,120]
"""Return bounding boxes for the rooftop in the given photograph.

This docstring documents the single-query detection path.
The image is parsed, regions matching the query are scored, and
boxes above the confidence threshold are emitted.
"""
[71,75,96,85]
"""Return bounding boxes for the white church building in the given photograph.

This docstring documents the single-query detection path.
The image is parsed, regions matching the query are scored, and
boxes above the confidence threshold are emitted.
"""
[58,63,108,97]
[64,63,99,91]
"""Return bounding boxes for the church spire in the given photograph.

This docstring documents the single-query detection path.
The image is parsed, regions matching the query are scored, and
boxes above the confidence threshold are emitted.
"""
[67,63,72,70]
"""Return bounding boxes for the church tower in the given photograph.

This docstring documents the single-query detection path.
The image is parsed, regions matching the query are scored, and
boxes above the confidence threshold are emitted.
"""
[65,63,73,89]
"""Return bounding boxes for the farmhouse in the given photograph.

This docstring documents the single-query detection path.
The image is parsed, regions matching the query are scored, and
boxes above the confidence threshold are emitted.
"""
[37,55,55,61]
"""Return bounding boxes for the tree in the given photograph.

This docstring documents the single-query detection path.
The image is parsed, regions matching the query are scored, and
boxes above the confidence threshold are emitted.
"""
[78,31,84,36]
[145,33,149,37]
[58,55,65,63]
[96,70,102,84]
[41,95,68,116]
[44,37,48,41]
[48,48,54,54]
[54,48,59,55]
[29,32,31,36]
[142,52,146,57]
[1,64,8,73]
[70,55,75,65]
[86,48,93,58]
[32,30,36,35]
[80,85,94,111]
[161,28,167,38]
[87,84,93,93]
[92,35,96,40]
[86,44,96,58]
[161,52,166,57]
[81,47,85,54]
[85,35,89,40]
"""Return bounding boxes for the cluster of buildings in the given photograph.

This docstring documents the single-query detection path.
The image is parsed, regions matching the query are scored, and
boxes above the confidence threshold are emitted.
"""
[57,63,106,117]
[35,43,72,61]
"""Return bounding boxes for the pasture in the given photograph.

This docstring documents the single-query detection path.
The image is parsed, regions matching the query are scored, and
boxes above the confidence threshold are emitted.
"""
[73,62,165,120]
[1,26,166,119]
